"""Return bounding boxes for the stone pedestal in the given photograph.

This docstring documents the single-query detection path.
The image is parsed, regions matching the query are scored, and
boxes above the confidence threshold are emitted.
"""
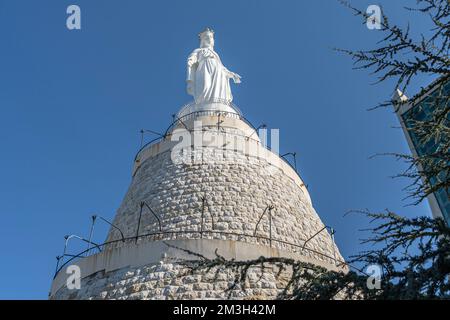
[49,103,345,300]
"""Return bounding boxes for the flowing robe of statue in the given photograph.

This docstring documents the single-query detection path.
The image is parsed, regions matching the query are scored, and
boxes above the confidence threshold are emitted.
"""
[186,47,236,104]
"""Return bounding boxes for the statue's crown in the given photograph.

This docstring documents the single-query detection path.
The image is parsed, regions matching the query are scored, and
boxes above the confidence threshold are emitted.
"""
[198,27,214,39]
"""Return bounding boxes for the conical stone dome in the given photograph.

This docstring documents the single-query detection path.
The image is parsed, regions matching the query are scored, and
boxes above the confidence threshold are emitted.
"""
[50,101,345,300]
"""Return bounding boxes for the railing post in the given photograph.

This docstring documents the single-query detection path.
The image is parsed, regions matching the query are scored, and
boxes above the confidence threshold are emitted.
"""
[86,215,97,256]
[292,152,297,172]
[200,197,205,239]
[63,235,69,259]
[280,152,298,173]
[97,215,125,243]
[140,129,144,148]
[136,202,144,244]
[330,227,337,265]
[269,207,273,248]
[54,256,61,277]
[141,201,163,232]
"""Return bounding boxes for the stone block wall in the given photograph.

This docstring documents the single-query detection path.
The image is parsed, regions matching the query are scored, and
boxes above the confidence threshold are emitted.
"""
[105,123,342,265]
[51,116,345,300]
[52,260,292,300]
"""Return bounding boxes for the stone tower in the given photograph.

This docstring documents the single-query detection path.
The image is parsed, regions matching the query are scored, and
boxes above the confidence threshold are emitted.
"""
[50,30,345,300]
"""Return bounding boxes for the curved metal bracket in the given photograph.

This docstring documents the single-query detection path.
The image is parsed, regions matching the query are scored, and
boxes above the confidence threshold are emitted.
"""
[136,201,163,242]
[62,234,102,260]
[281,152,297,172]
[141,201,162,232]
[140,129,165,147]
[200,196,215,238]
[253,205,274,236]
[246,123,267,141]
[95,215,125,242]
[302,226,336,252]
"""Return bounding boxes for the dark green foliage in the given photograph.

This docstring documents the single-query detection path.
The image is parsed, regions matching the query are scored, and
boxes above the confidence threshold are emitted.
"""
[168,212,450,299]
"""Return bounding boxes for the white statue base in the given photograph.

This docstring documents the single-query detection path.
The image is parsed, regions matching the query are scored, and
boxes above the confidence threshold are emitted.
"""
[176,100,240,120]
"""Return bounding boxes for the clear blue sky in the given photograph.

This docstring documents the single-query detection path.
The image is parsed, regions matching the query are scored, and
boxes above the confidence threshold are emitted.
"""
[0,0,435,299]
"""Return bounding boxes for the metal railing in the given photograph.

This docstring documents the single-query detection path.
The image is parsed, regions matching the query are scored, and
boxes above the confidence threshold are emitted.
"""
[54,229,343,279]
[177,99,243,118]
[133,101,306,182]
[134,101,257,163]
[53,205,344,278]
[134,108,306,185]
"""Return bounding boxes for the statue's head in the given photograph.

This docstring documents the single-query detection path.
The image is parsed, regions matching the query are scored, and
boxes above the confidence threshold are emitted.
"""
[199,27,214,48]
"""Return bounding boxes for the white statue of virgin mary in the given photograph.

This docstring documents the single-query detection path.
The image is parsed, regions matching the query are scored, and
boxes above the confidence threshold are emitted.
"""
[186,28,241,104]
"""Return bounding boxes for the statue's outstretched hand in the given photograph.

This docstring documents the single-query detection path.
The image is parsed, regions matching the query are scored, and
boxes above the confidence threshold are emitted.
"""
[231,72,242,84]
